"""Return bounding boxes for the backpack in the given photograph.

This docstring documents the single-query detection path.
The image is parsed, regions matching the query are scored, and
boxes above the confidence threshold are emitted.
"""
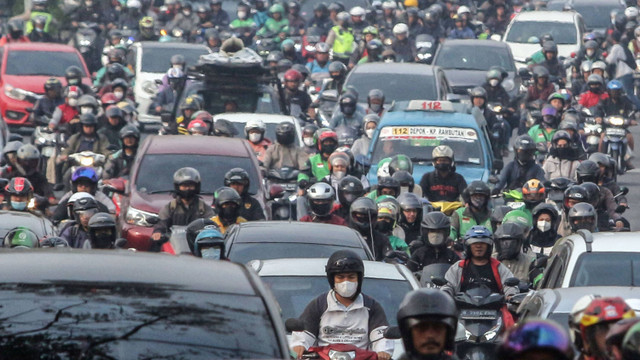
[622,43,638,70]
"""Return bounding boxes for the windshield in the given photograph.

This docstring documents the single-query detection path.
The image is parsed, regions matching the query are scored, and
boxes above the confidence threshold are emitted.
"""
[571,252,640,287]
[371,126,484,166]
[5,50,86,77]
[260,276,412,326]
[135,154,259,195]
[184,84,279,115]
[0,283,281,358]
[573,5,620,29]
[435,44,515,71]
[506,21,577,44]
[141,46,210,73]
[228,243,369,263]
[230,120,300,146]
[345,73,437,103]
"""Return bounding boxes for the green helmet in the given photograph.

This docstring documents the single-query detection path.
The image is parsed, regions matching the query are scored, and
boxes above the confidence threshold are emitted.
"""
[502,209,533,230]
[389,154,413,175]
[4,227,38,248]
[363,25,379,35]
[377,157,392,178]
[269,3,284,14]
[486,68,502,81]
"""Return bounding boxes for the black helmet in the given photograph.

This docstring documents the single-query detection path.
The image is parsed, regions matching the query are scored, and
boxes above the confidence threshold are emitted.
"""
[307,182,335,217]
[397,289,458,355]
[119,124,140,140]
[44,77,62,92]
[214,186,242,222]
[533,65,550,81]
[581,182,600,208]
[7,19,23,38]
[587,74,604,86]
[40,236,70,248]
[170,54,185,67]
[105,105,123,120]
[469,86,487,100]
[421,211,450,248]
[173,167,201,197]
[389,154,413,175]
[462,180,490,205]
[563,184,587,213]
[224,168,250,195]
[494,222,525,261]
[325,249,364,298]
[65,65,84,85]
[275,121,296,145]
[107,63,126,81]
[328,61,347,80]
[350,197,377,232]
[79,113,97,126]
[543,40,558,53]
[568,202,597,232]
[589,152,611,168]
[514,135,536,164]
[185,218,219,254]
[576,160,600,184]
[532,202,558,223]
[392,170,414,192]
[88,212,117,249]
[339,93,357,116]
[338,175,365,207]
[73,196,99,212]
[377,176,401,197]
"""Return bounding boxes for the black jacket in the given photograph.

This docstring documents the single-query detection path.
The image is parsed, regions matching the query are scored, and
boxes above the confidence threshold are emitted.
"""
[239,194,265,221]
[408,242,460,272]
[152,196,215,236]
[354,225,392,261]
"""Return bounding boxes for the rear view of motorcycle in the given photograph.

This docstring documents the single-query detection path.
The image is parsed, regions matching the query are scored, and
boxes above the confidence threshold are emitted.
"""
[601,115,636,175]
[265,167,299,220]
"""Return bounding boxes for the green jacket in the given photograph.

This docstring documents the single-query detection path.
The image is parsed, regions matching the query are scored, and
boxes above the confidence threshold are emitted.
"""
[331,25,354,56]
[257,18,289,37]
[389,234,409,253]
[94,65,134,87]
[297,153,329,183]
[450,206,492,242]
[230,18,256,29]
[26,11,53,34]
[527,124,555,145]
[526,50,545,65]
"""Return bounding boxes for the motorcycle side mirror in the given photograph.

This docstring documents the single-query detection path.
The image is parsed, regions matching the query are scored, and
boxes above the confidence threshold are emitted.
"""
[518,68,531,79]
[488,175,499,184]
[269,184,285,199]
[0,178,8,189]
[103,178,127,194]
[383,326,402,340]
[432,277,448,287]
[492,159,503,172]
[155,79,163,85]
[285,318,305,332]
[533,256,548,269]
[619,186,629,196]
[489,34,502,41]
[446,93,464,103]
[115,238,128,249]
[321,89,338,102]
[509,292,527,305]
[504,277,520,287]
[8,133,23,142]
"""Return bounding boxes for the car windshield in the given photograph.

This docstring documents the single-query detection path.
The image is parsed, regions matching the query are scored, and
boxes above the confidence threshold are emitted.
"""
[0,212,52,240]
[135,154,259,195]
[570,252,640,287]
[5,50,86,77]
[573,4,620,29]
[435,44,515,71]
[0,283,281,358]
[260,276,412,326]
[141,46,210,73]
[506,21,577,44]
[228,243,369,263]
[370,125,484,166]
[345,73,437,103]
[184,84,278,115]
[229,120,300,146]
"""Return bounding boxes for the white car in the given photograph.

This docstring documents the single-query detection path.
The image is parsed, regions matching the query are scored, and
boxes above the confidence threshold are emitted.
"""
[213,113,303,146]
[502,10,586,68]
[131,42,210,125]
[249,258,420,359]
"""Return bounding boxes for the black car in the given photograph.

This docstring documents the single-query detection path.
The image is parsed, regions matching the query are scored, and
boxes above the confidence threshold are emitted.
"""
[224,221,375,263]
[0,250,289,358]
[0,210,56,240]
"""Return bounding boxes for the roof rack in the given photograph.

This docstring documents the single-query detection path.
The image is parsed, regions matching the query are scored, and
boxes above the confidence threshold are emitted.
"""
[576,229,593,253]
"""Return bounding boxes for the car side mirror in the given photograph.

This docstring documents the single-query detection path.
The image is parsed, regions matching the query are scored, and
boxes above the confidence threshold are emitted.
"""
[533,256,548,269]
[504,277,520,287]
[493,159,504,172]
[432,277,448,287]
[446,93,464,103]
[285,318,305,332]
[383,326,402,339]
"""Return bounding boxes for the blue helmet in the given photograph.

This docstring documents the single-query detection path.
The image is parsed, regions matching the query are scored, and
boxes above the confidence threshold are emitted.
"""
[194,229,225,259]
[71,167,98,183]
[607,80,623,91]
[464,225,493,258]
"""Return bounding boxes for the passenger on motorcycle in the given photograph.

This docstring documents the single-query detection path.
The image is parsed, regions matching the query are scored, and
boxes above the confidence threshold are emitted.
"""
[49,86,82,131]
[299,182,347,225]
[104,124,139,179]
[483,68,511,108]
[262,121,308,171]
[392,23,417,62]
[153,68,185,115]
[256,4,289,38]
[0,20,29,45]
[3,177,36,213]
[322,151,350,190]
[330,92,364,129]
[321,61,348,95]
[420,145,468,202]
[470,86,498,130]
[351,114,378,157]
[579,74,609,108]
[568,202,598,233]
[98,106,125,148]
[8,144,54,201]
[528,203,561,256]
[174,95,202,135]
[542,130,581,181]
[589,152,628,207]
[495,135,546,192]
[396,192,423,244]
[375,202,408,252]
[60,114,110,164]
[493,222,535,284]
[64,65,93,96]
[528,104,557,145]
[580,297,636,360]
[524,66,556,106]
[284,69,315,120]
[576,160,624,229]
[408,211,459,272]
[192,228,225,259]
[290,250,394,359]
[223,167,265,221]
[298,129,338,187]
[86,212,118,249]
[301,124,319,155]
[606,30,640,109]
[348,26,378,67]
[243,119,271,162]
[365,89,385,116]
[333,175,365,220]
[450,181,493,244]
[539,41,565,82]
[210,186,246,231]
[349,197,392,261]
[53,168,113,223]
[61,197,100,248]
[94,48,132,87]
[448,14,474,39]
[33,78,64,121]
[497,319,575,360]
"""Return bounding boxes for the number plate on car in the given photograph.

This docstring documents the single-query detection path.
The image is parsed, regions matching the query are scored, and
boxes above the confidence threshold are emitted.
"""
[606,128,626,137]
[460,309,498,320]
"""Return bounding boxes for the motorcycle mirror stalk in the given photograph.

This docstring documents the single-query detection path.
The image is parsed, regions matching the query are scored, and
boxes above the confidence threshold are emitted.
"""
[285,318,305,332]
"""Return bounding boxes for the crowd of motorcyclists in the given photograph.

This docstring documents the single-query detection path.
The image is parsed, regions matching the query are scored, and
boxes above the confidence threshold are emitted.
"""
[1,0,640,357]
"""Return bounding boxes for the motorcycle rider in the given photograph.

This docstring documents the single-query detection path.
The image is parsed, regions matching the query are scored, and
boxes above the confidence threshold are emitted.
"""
[153,68,184,115]
[527,104,557,146]
[396,192,422,244]
[104,124,139,179]
[419,145,467,202]
[300,182,347,225]
[86,213,118,249]
[326,11,355,64]
[9,144,54,201]
[495,135,546,192]
[3,177,37,213]
[422,9,445,44]
[283,69,315,120]
[396,288,459,360]
[330,92,364,129]
[308,3,331,32]
[521,66,555,132]
[208,0,230,28]
[493,222,535,284]
[64,65,93,96]
[136,16,159,42]
[151,168,215,247]
[0,20,30,45]
[542,130,581,181]
[192,228,225,259]
[290,250,394,359]
[349,197,392,261]
[243,119,271,163]
[32,78,64,122]
[579,74,609,108]
[210,187,247,233]
[450,181,493,244]
[576,160,625,229]
[322,151,351,190]
[256,4,289,38]
[252,0,269,28]
[469,86,497,130]
[48,86,81,132]
[98,105,125,148]
[497,319,575,360]
[579,297,636,360]
[306,42,331,75]
[528,203,561,256]
[173,95,203,135]
[334,175,365,220]
[375,201,408,252]
[483,68,511,109]
[607,30,640,109]
[59,114,110,166]
[321,61,348,95]
[365,89,385,116]
[589,152,628,209]
[568,202,598,233]
[224,168,265,221]
[61,197,100,248]
[262,121,308,171]
[118,0,143,30]
[392,23,417,62]
[408,211,459,273]
[52,167,114,224]
[298,129,338,187]
[351,114,378,158]
[539,41,565,82]
[301,124,319,155]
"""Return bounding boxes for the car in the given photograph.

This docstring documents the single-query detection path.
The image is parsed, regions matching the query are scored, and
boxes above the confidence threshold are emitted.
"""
[432,39,520,98]
[516,286,640,331]
[0,250,289,358]
[0,43,92,128]
[343,63,454,105]
[116,135,266,250]
[502,11,586,67]
[537,230,640,289]
[0,210,56,240]
[366,100,498,185]
[224,221,375,263]
[250,257,420,358]
[545,0,625,34]
[213,113,303,146]
[130,42,211,125]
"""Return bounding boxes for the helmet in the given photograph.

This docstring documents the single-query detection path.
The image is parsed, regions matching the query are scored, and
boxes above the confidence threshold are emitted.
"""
[581,297,636,357]
[568,202,597,232]
[397,289,458,355]
[126,0,141,8]
[100,92,118,106]
[269,3,284,14]
[184,218,219,253]
[170,54,185,68]
[167,67,184,79]
[626,6,638,19]
[73,196,98,213]
[363,26,378,35]
[589,152,611,168]
[563,184,588,212]
[587,74,604,86]
[105,105,124,121]
[284,69,302,82]
[367,89,385,105]
[533,65,550,80]
[591,61,607,72]
[180,95,201,112]
[224,167,250,194]
[72,166,98,184]
[315,42,330,53]
[244,119,266,140]
[514,135,536,163]
[325,250,364,298]
[349,6,365,17]
[328,151,350,172]
[388,154,413,176]
[421,211,450,247]
[64,85,83,99]
[5,177,33,197]
[432,145,454,168]
[393,23,409,35]
[497,319,574,360]
[576,160,600,184]
[382,1,397,10]
[336,11,350,23]
[317,129,338,154]
[350,197,377,232]
[584,40,598,51]
[502,209,533,231]
[328,2,343,12]
[486,68,502,81]
[328,61,347,79]
[608,79,624,91]
[40,237,70,248]
[464,225,493,258]
[307,182,335,217]
[194,228,225,258]
[78,94,98,110]
[16,143,40,175]
[7,19,23,38]
[65,65,84,85]
[214,186,242,208]
[543,41,558,53]
[532,202,559,225]
[275,121,296,146]
[173,167,201,196]
[366,39,383,56]
[377,176,401,197]
[522,179,545,202]
[3,227,38,248]
[88,213,117,249]
[119,124,140,140]
[581,60,593,73]
[494,222,525,261]
[44,78,62,92]
[552,130,572,145]
[79,113,97,126]
[339,92,357,116]
[622,322,640,360]
[187,119,210,135]
[581,182,600,208]
[397,192,422,220]
[338,176,365,207]
[469,86,487,100]
[548,91,565,104]
[462,180,490,206]
[391,170,414,192]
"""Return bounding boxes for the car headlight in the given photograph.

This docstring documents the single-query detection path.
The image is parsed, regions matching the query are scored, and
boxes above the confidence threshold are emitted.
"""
[142,80,158,95]
[126,207,159,227]
[607,116,624,126]
[4,84,38,101]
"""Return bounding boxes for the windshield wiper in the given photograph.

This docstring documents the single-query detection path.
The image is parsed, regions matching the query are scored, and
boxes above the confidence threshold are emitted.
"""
[456,160,481,165]
[410,157,432,163]
[145,189,173,194]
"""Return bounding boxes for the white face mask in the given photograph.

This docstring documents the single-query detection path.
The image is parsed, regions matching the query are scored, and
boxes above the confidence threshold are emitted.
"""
[172,64,183,69]
[537,220,551,232]
[303,137,315,147]
[428,232,445,246]
[80,106,93,114]
[333,170,346,180]
[489,79,499,87]
[183,10,191,16]
[68,98,78,107]
[201,247,220,260]
[586,49,594,57]
[335,280,358,298]
[114,90,124,100]
[237,10,247,18]
[365,128,375,139]
[248,133,262,143]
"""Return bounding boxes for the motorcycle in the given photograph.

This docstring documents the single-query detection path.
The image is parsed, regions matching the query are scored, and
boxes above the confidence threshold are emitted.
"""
[415,34,436,64]
[265,167,299,220]
[582,112,603,155]
[302,344,377,360]
[61,151,107,191]
[335,125,359,147]
[419,263,451,288]
[535,141,549,165]
[546,177,573,212]
[31,125,58,175]
[315,89,339,128]
[301,27,326,61]
[488,102,510,159]
[601,115,635,175]
[74,21,102,73]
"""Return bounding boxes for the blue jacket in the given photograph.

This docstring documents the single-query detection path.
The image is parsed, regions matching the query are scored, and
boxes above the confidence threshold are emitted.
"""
[448,27,475,39]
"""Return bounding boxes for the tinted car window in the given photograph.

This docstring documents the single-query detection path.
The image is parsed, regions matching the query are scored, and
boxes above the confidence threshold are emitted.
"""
[135,154,259,194]
[0,212,54,240]
[571,252,640,287]
[6,50,86,77]
[261,276,412,326]
[506,21,577,44]
[230,120,300,146]
[228,243,369,263]
[141,46,210,73]
[0,283,282,358]
[435,44,515,72]
[345,73,437,103]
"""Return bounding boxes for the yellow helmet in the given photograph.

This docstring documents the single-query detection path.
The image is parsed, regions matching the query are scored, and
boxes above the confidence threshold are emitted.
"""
[404,0,418,7]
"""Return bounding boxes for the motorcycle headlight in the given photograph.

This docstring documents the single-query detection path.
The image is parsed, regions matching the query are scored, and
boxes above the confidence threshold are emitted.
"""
[172,28,183,38]
[328,350,356,360]
[80,156,95,167]
[481,317,502,342]
[125,207,159,227]
[79,39,91,46]
[4,84,38,102]
[607,116,624,126]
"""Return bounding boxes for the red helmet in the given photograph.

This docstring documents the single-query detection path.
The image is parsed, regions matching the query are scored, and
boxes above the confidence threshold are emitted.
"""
[318,129,338,152]
[580,297,636,351]
[5,177,33,196]
[101,92,119,106]
[284,69,302,82]
[188,119,210,135]
[191,110,214,125]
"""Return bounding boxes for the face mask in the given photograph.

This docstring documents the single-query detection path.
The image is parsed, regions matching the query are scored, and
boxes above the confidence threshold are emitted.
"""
[303,137,315,147]
[201,247,221,260]
[333,170,346,180]
[80,106,93,114]
[68,98,78,107]
[370,103,382,113]
[237,10,247,18]
[114,90,124,100]
[489,79,499,87]
[586,49,594,57]
[341,104,356,116]
[470,197,486,209]
[35,27,43,33]
[172,64,183,70]
[537,220,551,232]
[220,205,239,223]
[68,78,79,85]
[497,239,520,261]
[177,189,197,200]
[11,201,26,211]
[434,162,451,171]
[384,58,394,63]
[335,280,358,298]
[427,232,445,246]
[365,129,375,139]
[183,10,191,16]
[555,147,573,159]
[375,220,393,233]
[248,133,262,143]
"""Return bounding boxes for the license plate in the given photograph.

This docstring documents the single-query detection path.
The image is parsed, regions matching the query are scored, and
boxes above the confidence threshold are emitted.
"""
[606,128,626,137]
[282,183,297,191]
[460,309,498,320]
[508,202,524,209]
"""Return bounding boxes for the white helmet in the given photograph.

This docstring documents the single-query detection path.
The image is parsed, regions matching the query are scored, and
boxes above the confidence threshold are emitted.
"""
[382,1,397,10]
[568,294,599,344]
[393,23,409,35]
[350,6,366,18]
[432,145,454,160]
[244,119,266,136]
[127,0,141,8]
[625,6,638,19]
[457,5,471,16]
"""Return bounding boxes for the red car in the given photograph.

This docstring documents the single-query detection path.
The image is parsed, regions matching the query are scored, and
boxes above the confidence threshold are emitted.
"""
[0,43,92,127]
[112,135,267,251]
